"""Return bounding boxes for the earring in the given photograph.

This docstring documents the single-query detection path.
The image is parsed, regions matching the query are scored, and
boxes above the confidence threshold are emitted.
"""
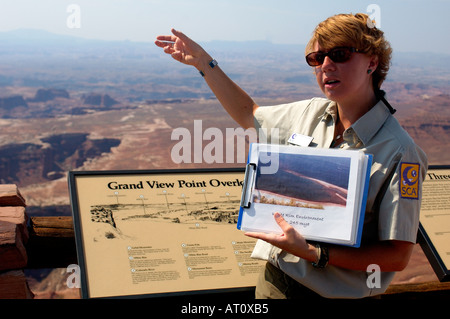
[367,69,372,74]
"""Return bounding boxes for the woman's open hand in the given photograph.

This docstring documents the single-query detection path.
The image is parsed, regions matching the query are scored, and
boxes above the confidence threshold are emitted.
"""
[155,28,210,68]
[245,212,318,262]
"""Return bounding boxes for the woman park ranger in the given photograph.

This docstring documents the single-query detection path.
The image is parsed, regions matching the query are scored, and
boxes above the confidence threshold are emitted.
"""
[155,13,428,299]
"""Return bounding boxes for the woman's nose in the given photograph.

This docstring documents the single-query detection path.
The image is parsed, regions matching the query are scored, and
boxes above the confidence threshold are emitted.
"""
[321,56,336,72]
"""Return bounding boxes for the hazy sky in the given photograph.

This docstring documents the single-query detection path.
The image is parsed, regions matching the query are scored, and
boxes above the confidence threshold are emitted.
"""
[0,0,449,53]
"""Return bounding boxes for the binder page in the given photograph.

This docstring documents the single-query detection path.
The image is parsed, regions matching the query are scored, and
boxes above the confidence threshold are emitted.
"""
[239,144,369,246]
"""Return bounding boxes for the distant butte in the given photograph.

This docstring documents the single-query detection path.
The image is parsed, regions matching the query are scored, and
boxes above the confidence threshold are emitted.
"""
[28,89,70,102]
[0,95,28,110]
[82,93,119,107]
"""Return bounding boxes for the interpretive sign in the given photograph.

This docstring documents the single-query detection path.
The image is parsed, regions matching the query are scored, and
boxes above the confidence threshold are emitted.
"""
[418,165,450,282]
[69,168,265,298]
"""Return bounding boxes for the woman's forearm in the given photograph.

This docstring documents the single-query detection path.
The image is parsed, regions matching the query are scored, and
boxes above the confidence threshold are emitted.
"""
[327,240,414,272]
[246,213,415,272]
[196,55,258,129]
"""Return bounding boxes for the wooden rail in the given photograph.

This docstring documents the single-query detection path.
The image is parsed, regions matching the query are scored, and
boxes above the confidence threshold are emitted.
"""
[26,216,77,269]
[1,184,450,299]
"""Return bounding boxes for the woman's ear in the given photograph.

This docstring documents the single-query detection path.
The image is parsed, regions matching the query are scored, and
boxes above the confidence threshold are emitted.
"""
[368,55,379,74]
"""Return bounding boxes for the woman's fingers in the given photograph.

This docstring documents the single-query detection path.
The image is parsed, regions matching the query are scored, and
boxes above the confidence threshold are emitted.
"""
[154,40,175,48]
[274,212,295,236]
[171,28,189,42]
[155,35,176,45]
[155,29,208,67]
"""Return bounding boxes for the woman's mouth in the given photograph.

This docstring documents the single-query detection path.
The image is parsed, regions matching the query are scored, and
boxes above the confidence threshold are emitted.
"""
[324,79,340,88]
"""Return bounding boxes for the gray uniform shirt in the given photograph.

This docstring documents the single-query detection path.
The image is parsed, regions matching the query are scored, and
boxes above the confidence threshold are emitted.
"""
[252,97,428,298]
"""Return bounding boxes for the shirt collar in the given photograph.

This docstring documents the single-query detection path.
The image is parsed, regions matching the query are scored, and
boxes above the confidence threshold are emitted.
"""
[320,99,391,147]
[351,99,391,146]
[320,101,338,121]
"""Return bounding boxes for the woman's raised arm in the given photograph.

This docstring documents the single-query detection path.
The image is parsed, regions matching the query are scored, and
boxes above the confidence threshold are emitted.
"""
[155,29,258,129]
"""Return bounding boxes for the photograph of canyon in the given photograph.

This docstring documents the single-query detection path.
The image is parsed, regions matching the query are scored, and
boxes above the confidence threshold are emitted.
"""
[254,153,351,208]
[1,28,449,299]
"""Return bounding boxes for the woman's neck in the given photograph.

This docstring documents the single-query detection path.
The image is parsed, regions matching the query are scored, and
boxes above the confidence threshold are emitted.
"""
[336,89,377,129]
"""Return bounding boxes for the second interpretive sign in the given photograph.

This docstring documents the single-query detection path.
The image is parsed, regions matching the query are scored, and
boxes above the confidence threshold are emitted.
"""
[418,165,450,281]
[69,168,265,298]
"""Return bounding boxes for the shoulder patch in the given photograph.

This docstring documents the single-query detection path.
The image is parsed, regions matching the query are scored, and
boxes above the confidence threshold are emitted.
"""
[399,162,420,199]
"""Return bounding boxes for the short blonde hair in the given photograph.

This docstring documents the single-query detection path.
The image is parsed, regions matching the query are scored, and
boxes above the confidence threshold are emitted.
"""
[306,13,392,89]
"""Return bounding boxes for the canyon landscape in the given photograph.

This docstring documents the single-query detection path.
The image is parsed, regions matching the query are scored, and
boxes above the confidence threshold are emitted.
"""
[0,30,449,298]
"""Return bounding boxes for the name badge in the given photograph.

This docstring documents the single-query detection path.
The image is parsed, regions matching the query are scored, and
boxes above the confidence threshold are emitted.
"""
[288,133,313,147]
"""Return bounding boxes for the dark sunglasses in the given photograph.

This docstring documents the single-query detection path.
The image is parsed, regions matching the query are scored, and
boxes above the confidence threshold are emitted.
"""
[305,47,361,67]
